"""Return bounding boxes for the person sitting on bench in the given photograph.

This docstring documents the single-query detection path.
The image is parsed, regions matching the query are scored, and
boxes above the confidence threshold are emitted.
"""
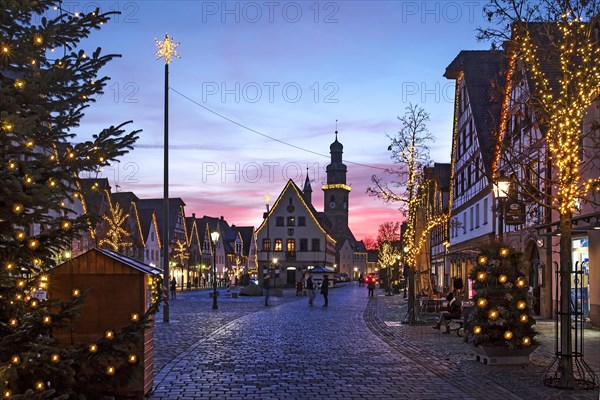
[432,292,462,334]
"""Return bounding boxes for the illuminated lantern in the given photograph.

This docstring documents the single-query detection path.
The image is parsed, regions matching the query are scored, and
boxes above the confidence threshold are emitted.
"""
[488,309,499,320]
[51,354,60,363]
[498,274,508,283]
[42,315,52,324]
[11,356,20,365]
[477,255,488,265]
[72,289,81,297]
[516,277,526,288]
[105,330,114,340]
[131,313,139,322]
[128,354,138,364]
[504,331,513,340]
[499,247,510,257]
[106,366,116,376]
[473,325,482,334]
[477,271,487,282]
[88,344,98,353]
[35,381,45,391]
[477,298,488,308]
[517,301,527,310]
[522,337,531,346]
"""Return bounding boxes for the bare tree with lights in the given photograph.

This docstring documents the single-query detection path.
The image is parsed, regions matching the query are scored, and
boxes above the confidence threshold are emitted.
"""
[368,104,450,324]
[479,0,600,389]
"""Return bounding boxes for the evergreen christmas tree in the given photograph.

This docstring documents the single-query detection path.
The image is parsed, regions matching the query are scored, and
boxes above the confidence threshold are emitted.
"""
[466,242,538,350]
[1,1,159,397]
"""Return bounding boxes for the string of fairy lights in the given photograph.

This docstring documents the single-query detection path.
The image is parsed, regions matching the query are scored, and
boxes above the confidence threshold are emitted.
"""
[1,2,162,397]
[517,19,600,216]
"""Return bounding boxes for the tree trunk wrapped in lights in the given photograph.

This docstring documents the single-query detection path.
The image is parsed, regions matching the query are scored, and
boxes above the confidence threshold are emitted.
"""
[0,1,161,397]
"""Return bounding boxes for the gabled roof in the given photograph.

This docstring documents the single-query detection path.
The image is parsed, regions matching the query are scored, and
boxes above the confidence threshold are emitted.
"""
[110,192,144,246]
[255,179,336,244]
[78,178,111,217]
[137,198,187,244]
[185,216,201,248]
[236,226,255,256]
[138,208,160,247]
[445,50,507,177]
[433,163,452,189]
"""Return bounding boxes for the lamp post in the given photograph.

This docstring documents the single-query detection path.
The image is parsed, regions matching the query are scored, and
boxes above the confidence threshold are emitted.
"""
[272,257,278,288]
[402,246,409,298]
[264,193,271,285]
[155,33,180,323]
[492,174,511,242]
[211,231,220,310]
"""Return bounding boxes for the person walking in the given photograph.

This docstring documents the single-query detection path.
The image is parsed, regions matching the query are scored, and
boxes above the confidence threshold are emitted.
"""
[321,275,330,307]
[367,276,376,298]
[263,275,271,306]
[306,273,316,306]
[170,277,177,300]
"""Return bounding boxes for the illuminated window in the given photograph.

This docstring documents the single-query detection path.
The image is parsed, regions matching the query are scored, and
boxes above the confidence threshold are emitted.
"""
[274,239,282,252]
[287,239,295,253]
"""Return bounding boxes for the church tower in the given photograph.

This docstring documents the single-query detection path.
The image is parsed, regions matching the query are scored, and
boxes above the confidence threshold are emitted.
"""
[323,130,350,243]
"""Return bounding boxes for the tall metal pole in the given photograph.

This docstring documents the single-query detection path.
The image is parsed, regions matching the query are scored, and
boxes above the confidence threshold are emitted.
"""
[212,238,218,310]
[155,33,180,323]
[163,62,170,322]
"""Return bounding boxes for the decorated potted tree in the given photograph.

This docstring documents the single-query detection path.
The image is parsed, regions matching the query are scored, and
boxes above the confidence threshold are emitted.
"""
[466,243,538,365]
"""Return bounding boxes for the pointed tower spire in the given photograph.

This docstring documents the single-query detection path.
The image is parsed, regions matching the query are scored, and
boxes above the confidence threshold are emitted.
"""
[303,168,312,205]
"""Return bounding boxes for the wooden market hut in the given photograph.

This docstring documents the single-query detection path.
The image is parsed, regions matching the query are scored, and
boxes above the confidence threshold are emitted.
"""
[48,247,161,398]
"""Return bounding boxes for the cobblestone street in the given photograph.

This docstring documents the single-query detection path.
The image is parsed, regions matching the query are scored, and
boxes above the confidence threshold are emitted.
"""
[151,284,600,399]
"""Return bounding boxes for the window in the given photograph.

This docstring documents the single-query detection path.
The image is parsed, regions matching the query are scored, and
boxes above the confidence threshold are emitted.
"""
[474,157,480,180]
[469,207,474,231]
[298,216,306,226]
[262,239,271,251]
[274,239,282,252]
[287,216,295,226]
[475,203,480,228]
[145,249,149,260]
[467,165,472,187]
[275,217,284,226]
[287,239,295,255]
[483,198,489,225]
[151,231,155,241]
[300,239,308,251]
[462,212,467,234]
[311,238,320,251]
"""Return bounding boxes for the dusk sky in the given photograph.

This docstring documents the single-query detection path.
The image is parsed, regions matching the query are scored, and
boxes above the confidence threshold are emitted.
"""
[69,1,491,240]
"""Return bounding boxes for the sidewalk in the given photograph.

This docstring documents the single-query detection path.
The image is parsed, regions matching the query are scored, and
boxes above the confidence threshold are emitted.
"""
[367,291,600,400]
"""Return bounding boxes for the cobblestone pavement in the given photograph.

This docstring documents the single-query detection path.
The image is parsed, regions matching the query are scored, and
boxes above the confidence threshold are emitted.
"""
[151,284,599,399]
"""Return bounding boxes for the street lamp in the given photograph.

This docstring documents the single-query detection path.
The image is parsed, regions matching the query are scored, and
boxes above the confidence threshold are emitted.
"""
[155,33,180,323]
[272,257,278,288]
[264,193,271,284]
[402,246,409,299]
[211,231,220,310]
[492,174,511,241]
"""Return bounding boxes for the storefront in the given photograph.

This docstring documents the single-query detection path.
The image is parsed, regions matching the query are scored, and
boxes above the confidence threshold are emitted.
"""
[572,236,590,320]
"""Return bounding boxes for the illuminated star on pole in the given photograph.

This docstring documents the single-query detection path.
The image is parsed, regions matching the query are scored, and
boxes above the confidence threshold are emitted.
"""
[155,33,180,64]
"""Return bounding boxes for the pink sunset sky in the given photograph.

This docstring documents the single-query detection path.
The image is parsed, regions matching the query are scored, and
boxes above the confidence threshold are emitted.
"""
[71,1,490,241]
